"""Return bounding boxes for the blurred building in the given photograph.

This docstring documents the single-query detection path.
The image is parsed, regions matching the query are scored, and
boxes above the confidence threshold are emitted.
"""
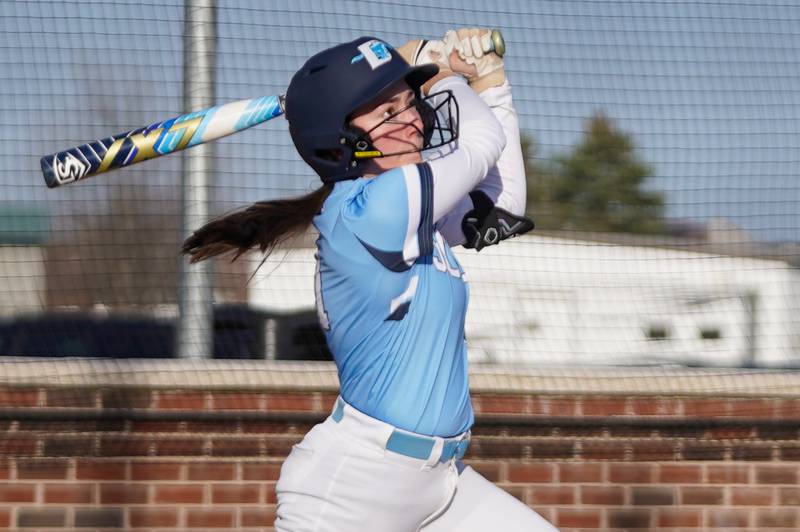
[248,231,800,368]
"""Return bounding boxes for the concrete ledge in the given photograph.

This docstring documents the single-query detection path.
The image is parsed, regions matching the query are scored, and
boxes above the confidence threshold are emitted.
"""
[0,358,798,397]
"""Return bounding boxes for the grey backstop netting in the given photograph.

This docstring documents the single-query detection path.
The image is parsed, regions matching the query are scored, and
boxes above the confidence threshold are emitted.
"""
[1,0,799,371]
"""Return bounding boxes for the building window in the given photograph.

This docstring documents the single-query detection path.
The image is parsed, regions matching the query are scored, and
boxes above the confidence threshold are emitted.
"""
[646,324,670,341]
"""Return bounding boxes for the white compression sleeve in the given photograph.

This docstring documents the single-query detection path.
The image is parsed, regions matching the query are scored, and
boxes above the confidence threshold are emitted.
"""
[424,76,506,225]
[435,81,527,247]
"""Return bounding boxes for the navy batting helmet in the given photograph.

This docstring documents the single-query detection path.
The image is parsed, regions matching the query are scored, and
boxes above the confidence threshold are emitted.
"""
[285,36,457,184]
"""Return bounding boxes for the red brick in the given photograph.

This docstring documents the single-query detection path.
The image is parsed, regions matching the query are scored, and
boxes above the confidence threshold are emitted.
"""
[155,438,206,456]
[500,484,526,502]
[549,397,577,416]
[630,398,660,416]
[708,464,749,484]
[154,483,204,504]
[76,460,127,480]
[777,399,800,418]
[0,436,38,456]
[467,461,502,482]
[756,508,798,528]
[780,445,800,460]
[319,393,339,411]
[264,482,277,504]
[98,435,151,457]
[682,441,727,460]
[186,508,235,528]
[734,444,774,462]
[131,462,182,480]
[507,463,553,483]
[17,508,66,527]
[186,420,240,433]
[683,399,731,417]
[730,399,778,417]
[242,462,282,481]
[556,508,601,528]
[681,486,724,505]
[709,426,754,439]
[581,486,624,505]
[582,441,627,460]
[756,465,798,484]
[658,508,702,527]
[17,459,69,479]
[211,392,264,411]
[529,486,575,505]
[187,462,236,481]
[100,483,148,504]
[475,395,530,415]
[559,463,602,483]
[242,507,276,527]
[44,483,93,503]
[530,439,576,460]
[707,509,749,528]
[43,436,95,457]
[211,483,260,504]
[632,486,675,505]
[0,461,10,479]
[211,438,264,457]
[129,420,183,433]
[265,393,315,411]
[732,486,774,506]
[45,388,97,408]
[582,397,627,416]
[631,440,677,461]
[0,483,35,502]
[0,508,9,527]
[608,509,652,529]
[157,390,207,410]
[779,487,800,505]
[525,397,548,415]
[101,389,153,409]
[609,463,654,483]
[659,464,702,484]
[0,388,39,407]
[130,507,179,528]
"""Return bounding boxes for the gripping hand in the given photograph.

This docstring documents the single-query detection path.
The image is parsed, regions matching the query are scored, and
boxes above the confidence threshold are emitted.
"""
[398,29,507,93]
[461,191,534,251]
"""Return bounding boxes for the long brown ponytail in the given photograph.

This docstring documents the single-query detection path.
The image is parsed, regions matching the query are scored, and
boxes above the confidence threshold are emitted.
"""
[182,184,334,263]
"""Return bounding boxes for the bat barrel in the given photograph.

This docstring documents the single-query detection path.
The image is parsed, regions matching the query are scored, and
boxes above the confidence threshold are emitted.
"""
[41,94,285,188]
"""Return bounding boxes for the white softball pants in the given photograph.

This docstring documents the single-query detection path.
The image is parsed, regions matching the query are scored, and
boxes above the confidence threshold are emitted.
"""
[275,398,558,532]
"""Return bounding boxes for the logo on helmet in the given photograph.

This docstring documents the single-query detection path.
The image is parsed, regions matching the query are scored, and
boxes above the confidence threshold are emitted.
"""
[351,40,392,70]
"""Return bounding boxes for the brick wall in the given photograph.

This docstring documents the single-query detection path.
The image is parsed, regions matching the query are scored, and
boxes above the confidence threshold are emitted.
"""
[0,363,798,530]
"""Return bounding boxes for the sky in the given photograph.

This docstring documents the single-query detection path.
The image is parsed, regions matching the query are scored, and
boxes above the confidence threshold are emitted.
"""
[1,0,799,242]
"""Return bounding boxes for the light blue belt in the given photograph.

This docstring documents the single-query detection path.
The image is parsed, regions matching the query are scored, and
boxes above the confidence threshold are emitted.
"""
[332,398,469,463]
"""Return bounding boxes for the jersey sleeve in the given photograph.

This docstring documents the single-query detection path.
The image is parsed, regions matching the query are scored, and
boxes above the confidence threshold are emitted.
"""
[433,80,527,247]
[340,164,434,272]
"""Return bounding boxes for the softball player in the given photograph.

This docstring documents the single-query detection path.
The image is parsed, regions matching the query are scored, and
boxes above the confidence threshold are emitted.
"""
[183,29,557,532]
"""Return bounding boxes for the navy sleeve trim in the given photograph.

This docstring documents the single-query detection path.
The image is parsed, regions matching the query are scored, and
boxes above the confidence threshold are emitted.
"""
[356,237,413,272]
[416,162,434,256]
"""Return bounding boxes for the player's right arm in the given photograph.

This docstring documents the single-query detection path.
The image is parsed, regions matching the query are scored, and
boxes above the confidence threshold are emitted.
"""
[337,74,505,270]
[407,28,535,251]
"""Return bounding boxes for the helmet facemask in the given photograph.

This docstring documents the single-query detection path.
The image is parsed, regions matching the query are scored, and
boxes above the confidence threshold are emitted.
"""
[347,89,459,166]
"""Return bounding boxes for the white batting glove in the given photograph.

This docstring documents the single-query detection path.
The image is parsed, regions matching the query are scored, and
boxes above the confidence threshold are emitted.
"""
[407,31,459,70]
[452,28,504,79]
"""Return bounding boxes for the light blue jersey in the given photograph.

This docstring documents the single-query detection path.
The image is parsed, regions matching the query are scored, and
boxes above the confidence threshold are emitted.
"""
[313,162,473,437]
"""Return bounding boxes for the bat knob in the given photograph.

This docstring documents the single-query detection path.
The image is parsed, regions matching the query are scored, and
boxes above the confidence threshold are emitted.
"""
[490,29,505,57]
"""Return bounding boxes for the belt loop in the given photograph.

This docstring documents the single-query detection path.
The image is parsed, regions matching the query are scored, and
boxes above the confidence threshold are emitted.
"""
[332,397,344,423]
[425,437,444,468]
